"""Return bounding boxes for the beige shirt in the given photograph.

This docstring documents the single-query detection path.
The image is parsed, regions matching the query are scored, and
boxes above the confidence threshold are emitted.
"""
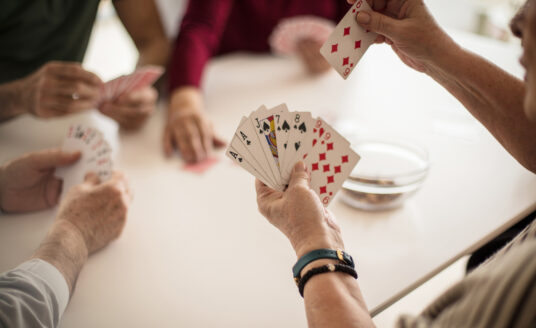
[397,221,536,328]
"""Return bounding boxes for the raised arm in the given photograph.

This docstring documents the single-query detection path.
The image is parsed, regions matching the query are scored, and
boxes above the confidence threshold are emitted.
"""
[351,0,536,172]
[255,162,375,328]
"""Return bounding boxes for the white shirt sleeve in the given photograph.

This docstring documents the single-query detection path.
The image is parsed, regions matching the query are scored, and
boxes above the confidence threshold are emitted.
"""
[0,259,70,328]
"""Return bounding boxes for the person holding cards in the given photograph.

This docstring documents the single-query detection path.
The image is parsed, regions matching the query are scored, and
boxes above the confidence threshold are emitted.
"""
[255,0,536,326]
[164,1,351,163]
[0,0,169,130]
[0,149,131,327]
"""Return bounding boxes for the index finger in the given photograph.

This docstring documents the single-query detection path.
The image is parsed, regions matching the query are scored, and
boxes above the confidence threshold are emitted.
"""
[47,62,102,87]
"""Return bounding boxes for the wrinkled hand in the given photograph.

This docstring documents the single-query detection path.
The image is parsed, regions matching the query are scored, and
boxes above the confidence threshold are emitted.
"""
[164,87,225,163]
[348,0,455,73]
[296,38,331,75]
[100,86,157,130]
[20,61,102,118]
[255,162,344,257]
[0,149,81,213]
[57,172,131,255]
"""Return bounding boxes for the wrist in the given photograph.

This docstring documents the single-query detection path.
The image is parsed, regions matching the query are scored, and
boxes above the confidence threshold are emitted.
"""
[292,232,344,259]
[33,220,89,293]
[0,79,29,120]
[421,32,463,76]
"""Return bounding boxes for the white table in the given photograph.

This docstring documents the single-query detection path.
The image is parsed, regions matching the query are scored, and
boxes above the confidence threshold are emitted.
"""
[1,30,534,327]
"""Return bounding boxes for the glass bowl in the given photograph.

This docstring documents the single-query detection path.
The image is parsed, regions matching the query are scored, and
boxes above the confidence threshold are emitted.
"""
[340,138,429,211]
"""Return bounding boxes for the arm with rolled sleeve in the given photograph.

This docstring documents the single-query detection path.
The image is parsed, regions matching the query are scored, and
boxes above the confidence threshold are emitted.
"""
[0,259,69,328]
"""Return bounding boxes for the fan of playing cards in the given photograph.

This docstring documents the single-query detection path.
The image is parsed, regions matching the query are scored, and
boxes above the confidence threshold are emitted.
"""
[269,16,335,56]
[226,104,360,206]
[98,65,163,105]
[55,124,113,198]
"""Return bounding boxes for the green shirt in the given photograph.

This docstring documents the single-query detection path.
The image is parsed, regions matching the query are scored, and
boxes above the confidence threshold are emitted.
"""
[0,0,100,84]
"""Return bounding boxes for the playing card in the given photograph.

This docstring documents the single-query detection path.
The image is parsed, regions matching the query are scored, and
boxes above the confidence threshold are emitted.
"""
[235,107,280,187]
[226,146,273,187]
[280,112,315,182]
[320,0,377,79]
[55,124,114,198]
[249,106,285,188]
[231,135,275,188]
[183,157,220,174]
[304,118,360,205]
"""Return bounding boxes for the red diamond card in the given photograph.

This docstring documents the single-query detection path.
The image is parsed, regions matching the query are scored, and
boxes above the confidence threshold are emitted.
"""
[320,0,377,79]
[303,118,360,206]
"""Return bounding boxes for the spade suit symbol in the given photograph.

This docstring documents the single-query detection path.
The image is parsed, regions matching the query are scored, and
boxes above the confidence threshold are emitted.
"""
[263,122,270,132]
[246,140,251,145]
[295,141,301,151]
[282,121,290,132]
[238,157,243,162]
[298,122,306,133]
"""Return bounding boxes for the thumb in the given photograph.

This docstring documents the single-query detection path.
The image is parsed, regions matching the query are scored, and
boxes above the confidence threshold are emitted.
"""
[356,10,399,39]
[83,172,101,185]
[288,161,310,189]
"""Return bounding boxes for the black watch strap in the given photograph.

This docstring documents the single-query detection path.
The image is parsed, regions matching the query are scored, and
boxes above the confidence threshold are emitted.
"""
[292,249,354,280]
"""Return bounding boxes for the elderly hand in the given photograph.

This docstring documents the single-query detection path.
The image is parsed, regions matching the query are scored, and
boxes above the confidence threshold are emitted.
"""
[56,171,131,255]
[99,86,157,131]
[348,0,456,73]
[255,162,344,257]
[0,149,81,213]
[17,61,102,118]
[164,87,225,163]
[296,38,331,75]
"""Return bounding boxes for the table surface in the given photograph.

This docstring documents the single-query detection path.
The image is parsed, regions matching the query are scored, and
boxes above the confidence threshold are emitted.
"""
[1,29,534,327]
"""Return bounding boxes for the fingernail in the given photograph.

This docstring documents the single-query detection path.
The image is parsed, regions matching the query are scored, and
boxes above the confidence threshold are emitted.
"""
[294,161,306,172]
[356,11,371,24]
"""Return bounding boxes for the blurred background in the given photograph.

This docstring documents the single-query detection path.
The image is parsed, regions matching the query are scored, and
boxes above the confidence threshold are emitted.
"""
[87,0,525,79]
[96,0,526,43]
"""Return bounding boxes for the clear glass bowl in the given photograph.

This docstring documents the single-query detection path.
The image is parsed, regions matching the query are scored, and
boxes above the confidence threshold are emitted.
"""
[340,138,430,211]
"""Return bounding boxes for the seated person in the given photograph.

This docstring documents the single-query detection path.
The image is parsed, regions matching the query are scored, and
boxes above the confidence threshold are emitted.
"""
[254,0,536,326]
[0,0,169,130]
[165,0,350,163]
[0,149,130,327]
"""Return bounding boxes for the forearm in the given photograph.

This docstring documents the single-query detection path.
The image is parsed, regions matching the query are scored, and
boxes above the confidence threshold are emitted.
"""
[0,79,27,122]
[137,37,170,68]
[291,231,374,328]
[305,274,374,328]
[424,43,535,171]
[32,220,88,294]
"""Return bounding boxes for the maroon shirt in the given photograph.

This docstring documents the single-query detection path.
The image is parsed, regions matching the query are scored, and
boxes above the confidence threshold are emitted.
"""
[168,0,349,92]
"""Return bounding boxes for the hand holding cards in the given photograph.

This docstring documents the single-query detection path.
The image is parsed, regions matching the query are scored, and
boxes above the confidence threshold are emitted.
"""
[226,104,360,206]
[55,124,113,198]
[98,65,163,105]
[320,0,377,79]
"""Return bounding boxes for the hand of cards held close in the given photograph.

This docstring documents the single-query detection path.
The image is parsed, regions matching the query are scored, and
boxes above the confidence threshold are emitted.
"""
[55,124,113,199]
[226,104,360,206]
